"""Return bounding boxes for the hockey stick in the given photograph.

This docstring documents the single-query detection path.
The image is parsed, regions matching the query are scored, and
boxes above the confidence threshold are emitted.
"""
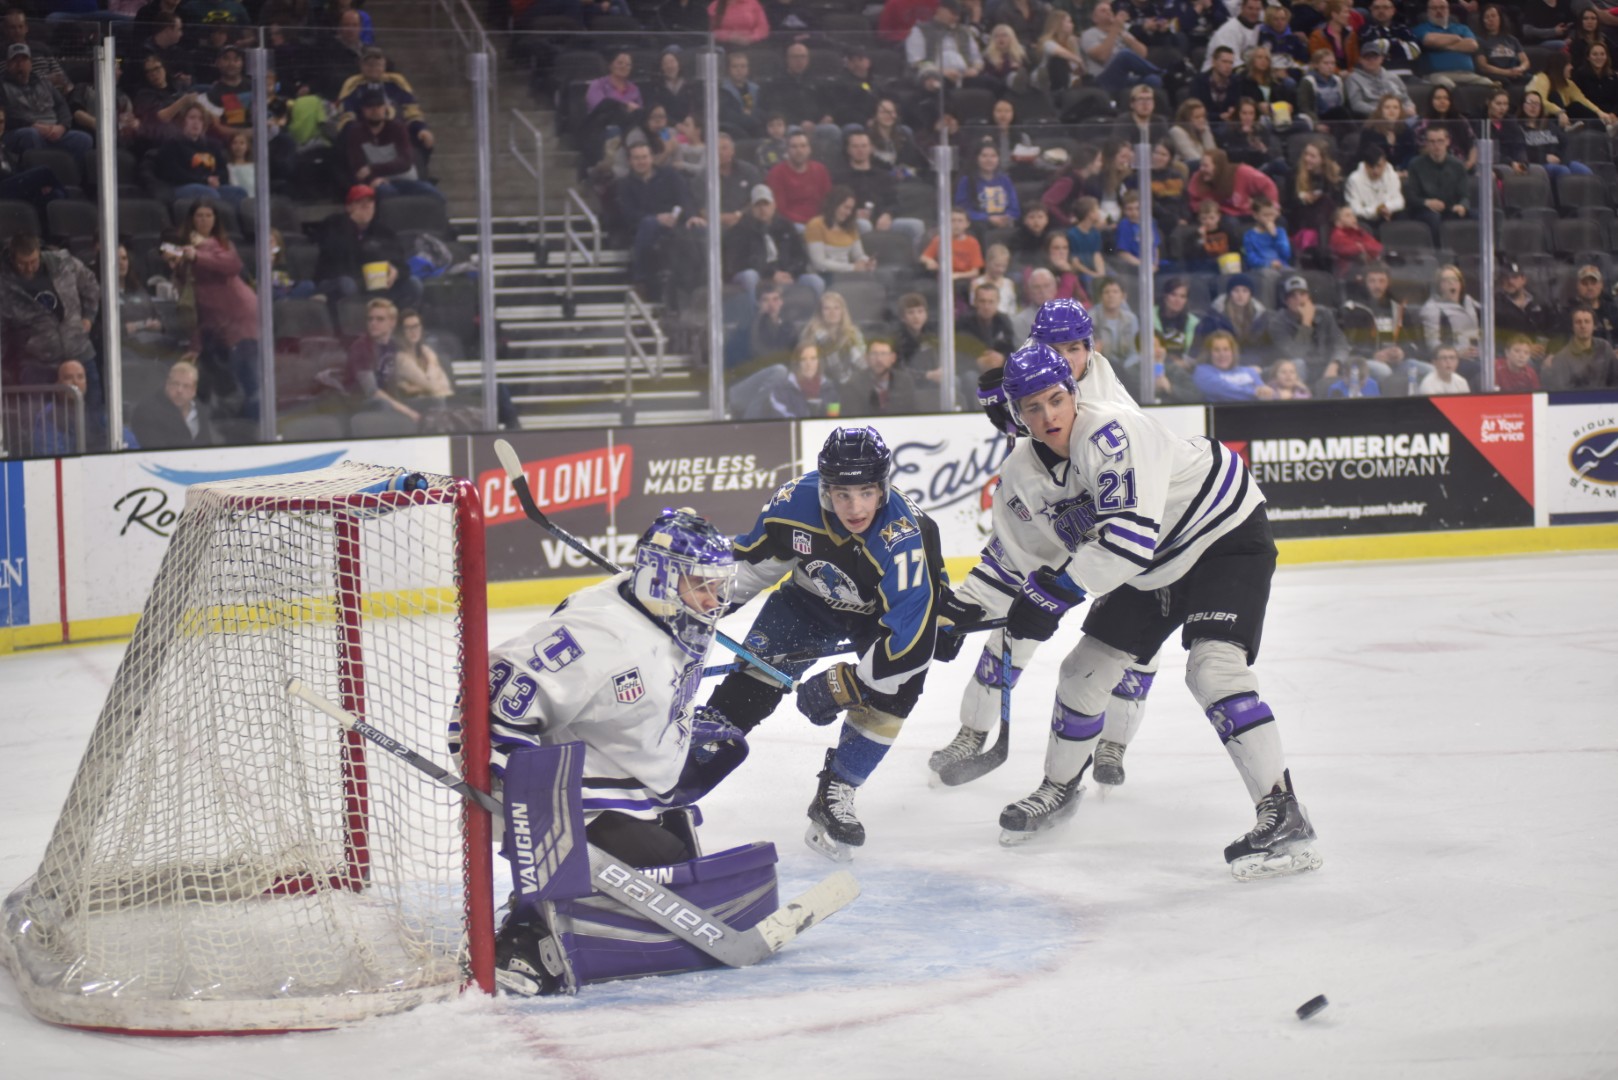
[936,636,1012,786]
[284,679,859,968]
[700,617,1011,679]
[492,439,794,690]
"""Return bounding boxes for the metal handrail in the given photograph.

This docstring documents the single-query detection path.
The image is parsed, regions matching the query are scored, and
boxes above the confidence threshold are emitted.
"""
[622,289,668,413]
[3,384,86,457]
[560,187,603,315]
[437,0,490,55]
[508,108,546,245]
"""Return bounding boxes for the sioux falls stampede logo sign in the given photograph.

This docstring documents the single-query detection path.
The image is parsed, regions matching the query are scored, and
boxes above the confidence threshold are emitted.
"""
[802,560,873,613]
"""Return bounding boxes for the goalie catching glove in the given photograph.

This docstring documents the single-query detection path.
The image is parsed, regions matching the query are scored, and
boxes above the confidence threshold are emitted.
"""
[933,588,986,662]
[1006,566,1085,642]
[796,662,866,726]
[690,705,746,764]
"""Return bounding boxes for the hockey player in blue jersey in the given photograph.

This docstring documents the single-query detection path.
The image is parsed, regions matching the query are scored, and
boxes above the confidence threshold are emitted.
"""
[985,342,1321,878]
[705,426,982,860]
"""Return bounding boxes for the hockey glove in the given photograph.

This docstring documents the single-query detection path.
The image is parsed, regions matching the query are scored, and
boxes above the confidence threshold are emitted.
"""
[689,705,746,764]
[978,366,1018,438]
[933,588,987,662]
[796,662,865,726]
[1005,566,1085,642]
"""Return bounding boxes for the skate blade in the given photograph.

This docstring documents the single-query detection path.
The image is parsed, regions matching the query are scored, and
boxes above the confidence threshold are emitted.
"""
[998,786,1086,847]
[495,968,543,998]
[1229,843,1323,881]
[804,822,856,863]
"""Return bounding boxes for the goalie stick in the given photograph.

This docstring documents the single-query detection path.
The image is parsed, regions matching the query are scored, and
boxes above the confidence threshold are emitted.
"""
[700,617,1011,679]
[936,637,1012,786]
[284,679,859,969]
[492,439,794,690]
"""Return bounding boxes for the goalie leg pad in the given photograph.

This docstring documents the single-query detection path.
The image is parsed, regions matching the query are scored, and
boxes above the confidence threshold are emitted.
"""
[502,743,594,921]
[549,842,781,986]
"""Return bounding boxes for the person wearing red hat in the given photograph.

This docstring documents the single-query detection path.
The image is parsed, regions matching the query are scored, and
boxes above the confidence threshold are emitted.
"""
[313,183,422,309]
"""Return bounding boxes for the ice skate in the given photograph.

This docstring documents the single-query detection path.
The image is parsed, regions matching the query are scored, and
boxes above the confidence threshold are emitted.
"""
[1092,739,1128,788]
[493,913,568,997]
[998,775,1085,847]
[806,749,864,862]
[1224,770,1323,881]
[928,725,986,787]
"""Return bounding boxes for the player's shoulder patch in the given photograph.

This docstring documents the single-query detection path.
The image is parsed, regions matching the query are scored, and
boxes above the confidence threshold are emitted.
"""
[1088,418,1130,462]
[878,515,920,549]
[612,668,646,704]
[1007,493,1032,521]
[792,528,813,555]
[768,476,801,509]
[530,626,584,672]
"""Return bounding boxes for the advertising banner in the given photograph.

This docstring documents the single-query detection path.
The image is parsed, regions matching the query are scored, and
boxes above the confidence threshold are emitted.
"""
[2,461,26,628]
[67,437,451,623]
[1534,390,1618,526]
[461,423,797,582]
[1212,396,1534,538]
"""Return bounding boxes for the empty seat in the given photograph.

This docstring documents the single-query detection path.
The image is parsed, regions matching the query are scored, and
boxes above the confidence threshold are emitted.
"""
[1557,174,1608,215]
[1500,173,1552,214]
[1499,218,1548,255]
[1440,218,1482,256]
[1378,220,1435,256]
[376,195,452,238]
[279,413,348,442]
[863,228,917,266]
[0,199,39,239]
[46,198,99,241]
[273,298,336,340]
[118,198,170,241]
[21,147,81,191]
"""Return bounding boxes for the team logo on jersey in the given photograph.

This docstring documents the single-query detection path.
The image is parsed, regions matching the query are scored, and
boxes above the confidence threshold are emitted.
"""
[878,516,918,548]
[769,479,799,508]
[613,668,645,704]
[1090,421,1130,462]
[532,627,584,671]
[803,559,874,613]
[1007,494,1032,521]
[792,528,813,555]
[1040,493,1099,552]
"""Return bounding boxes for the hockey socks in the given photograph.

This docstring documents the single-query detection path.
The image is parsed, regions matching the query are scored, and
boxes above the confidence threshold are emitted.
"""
[1207,693,1286,804]
[1047,700,1103,783]
[831,715,896,787]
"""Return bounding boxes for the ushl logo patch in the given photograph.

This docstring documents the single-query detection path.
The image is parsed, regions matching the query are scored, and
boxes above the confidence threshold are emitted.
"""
[792,528,812,555]
[1090,421,1130,461]
[613,668,645,704]
[1008,494,1032,521]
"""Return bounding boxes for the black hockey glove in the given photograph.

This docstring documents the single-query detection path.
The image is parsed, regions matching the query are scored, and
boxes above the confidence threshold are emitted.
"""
[933,588,987,662]
[978,366,1018,438]
[1005,566,1085,642]
[796,662,865,726]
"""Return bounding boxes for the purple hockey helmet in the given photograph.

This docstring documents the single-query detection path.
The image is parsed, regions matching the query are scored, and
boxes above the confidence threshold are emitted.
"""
[1029,298,1094,347]
[1001,342,1076,430]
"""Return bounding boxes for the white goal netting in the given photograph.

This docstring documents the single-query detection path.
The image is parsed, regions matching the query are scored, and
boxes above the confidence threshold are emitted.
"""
[1,463,492,1033]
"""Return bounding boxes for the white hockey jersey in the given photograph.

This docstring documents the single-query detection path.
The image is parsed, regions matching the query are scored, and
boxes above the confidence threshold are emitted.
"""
[487,574,706,820]
[980,399,1264,597]
[1072,350,1142,413]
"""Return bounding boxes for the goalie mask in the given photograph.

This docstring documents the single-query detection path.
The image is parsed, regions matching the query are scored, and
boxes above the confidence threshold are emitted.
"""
[632,508,737,656]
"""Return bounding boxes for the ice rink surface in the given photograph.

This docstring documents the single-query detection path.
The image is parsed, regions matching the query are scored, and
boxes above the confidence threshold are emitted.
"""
[3,551,1615,1080]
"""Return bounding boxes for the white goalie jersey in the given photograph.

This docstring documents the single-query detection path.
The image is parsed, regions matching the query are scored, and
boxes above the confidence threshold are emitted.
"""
[980,400,1265,598]
[487,574,704,820]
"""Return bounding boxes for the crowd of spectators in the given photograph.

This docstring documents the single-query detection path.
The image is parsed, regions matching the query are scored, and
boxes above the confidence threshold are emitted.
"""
[541,0,1618,417]
[0,0,491,457]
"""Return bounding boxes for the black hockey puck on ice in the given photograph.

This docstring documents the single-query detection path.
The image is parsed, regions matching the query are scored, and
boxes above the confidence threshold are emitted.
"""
[1295,995,1329,1020]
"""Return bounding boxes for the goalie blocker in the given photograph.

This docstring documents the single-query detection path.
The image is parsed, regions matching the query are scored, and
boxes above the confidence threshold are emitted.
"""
[499,742,782,994]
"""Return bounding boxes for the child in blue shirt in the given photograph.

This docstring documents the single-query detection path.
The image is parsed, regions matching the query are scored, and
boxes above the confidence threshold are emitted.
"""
[1242,197,1293,271]
[954,142,1020,231]
[1112,189,1160,272]
[1065,195,1106,287]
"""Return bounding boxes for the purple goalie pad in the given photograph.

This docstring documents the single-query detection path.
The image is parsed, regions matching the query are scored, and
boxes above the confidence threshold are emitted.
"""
[1050,701,1104,741]
[1111,669,1155,702]
[551,842,781,985]
[1206,693,1275,744]
[974,647,1023,689]
[502,742,594,916]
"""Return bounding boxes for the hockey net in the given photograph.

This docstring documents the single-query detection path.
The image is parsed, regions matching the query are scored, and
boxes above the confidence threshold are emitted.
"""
[0,463,493,1034]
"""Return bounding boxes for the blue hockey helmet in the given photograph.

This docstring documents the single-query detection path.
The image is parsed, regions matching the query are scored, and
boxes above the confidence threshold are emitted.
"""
[1002,342,1076,430]
[817,426,892,510]
[1029,298,1094,347]
[633,507,737,655]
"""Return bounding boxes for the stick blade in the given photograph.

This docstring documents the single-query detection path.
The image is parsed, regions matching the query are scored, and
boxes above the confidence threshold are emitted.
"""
[751,870,861,955]
[936,722,1010,786]
[493,438,524,481]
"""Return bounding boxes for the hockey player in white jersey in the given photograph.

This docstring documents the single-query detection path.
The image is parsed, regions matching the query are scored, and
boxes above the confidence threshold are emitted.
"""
[930,299,1159,790]
[484,509,788,994]
[986,342,1321,879]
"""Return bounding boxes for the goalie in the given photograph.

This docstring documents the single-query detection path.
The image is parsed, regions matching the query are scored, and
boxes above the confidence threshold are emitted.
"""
[481,508,771,995]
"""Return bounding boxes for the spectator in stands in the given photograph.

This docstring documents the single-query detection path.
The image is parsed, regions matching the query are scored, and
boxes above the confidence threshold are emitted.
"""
[1264,358,1311,399]
[1358,92,1419,170]
[1413,0,1495,89]
[1285,137,1341,257]
[131,55,194,146]
[157,103,246,206]
[1495,336,1543,392]
[906,0,983,86]
[1359,0,1422,79]
[981,22,1032,91]
[1093,139,1135,225]
[843,337,922,416]
[1241,195,1291,272]
[1517,90,1591,182]
[988,0,1049,46]
[1193,329,1274,401]
[1202,272,1268,355]
[827,45,880,129]
[302,9,369,99]
[1419,263,1482,364]
[972,242,1018,313]
[724,183,821,300]
[866,97,924,179]
[1169,101,1216,170]
[200,45,253,143]
[743,341,837,418]
[879,0,937,44]
[1405,126,1470,245]
[1308,0,1360,71]
[3,10,67,92]
[837,129,915,242]
[1190,45,1242,122]
[1341,262,1416,378]
[1,44,91,179]
[1345,39,1409,119]
[799,290,867,384]
[316,183,421,309]
[344,89,443,202]
[766,130,830,226]
[763,42,826,132]
[1064,197,1105,286]
[746,279,798,368]
[657,0,709,32]
[1110,188,1158,275]
[131,358,216,448]
[1565,264,1618,345]
[1112,85,1170,154]
[1344,144,1403,227]
[1327,204,1381,272]
[755,113,789,170]
[387,307,458,416]
[959,279,1016,368]
[895,290,940,376]
[1475,4,1530,85]
[1575,41,1618,121]
[955,141,1019,232]
[1297,48,1352,125]
[1090,275,1141,375]
[1266,273,1348,376]
[922,207,985,284]
[1417,344,1471,394]
[718,50,764,139]
[1521,0,1575,50]
[339,47,434,175]
[345,297,421,424]
[1008,203,1053,264]
[0,233,99,400]
[1221,96,1282,170]
[1203,0,1261,71]
[1416,85,1477,170]
[1569,6,1607,68]
[615,140,690,294]
[804,187,876,280]
[706,131,760,229]
[1495,260,1553,356]
[1010,265,1056,339]
[1187,147,1276,220]
[1180,197,1242,274]
[181,199,259,418]
[1254,7,1306,79]
[1030,9,1085,93]
[1479,89,1531,173]
[1546,305,1618,389]
[1080,2,1163,95]
[588,50,644,118]
[1154,277,1198,365]
[0,105,57,211]
[645,46,696,127]
[709,0,769,46]
[134,14,193,91]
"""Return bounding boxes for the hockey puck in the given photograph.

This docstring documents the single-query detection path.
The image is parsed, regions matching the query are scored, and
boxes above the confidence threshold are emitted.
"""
[1295,994,1329,1020]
